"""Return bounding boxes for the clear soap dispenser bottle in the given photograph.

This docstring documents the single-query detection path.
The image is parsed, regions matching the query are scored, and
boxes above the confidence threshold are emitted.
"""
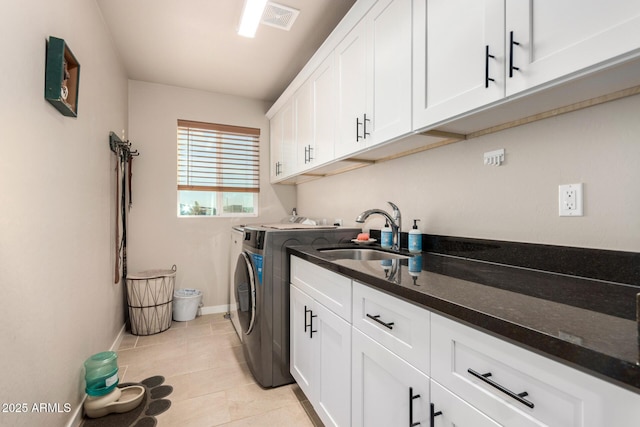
[408,219,422,253]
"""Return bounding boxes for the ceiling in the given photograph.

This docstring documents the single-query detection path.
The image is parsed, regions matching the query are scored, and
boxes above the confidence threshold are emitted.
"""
[96,0,356,103]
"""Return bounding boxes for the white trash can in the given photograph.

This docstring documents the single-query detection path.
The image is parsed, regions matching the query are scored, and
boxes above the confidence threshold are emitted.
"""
[173,289,203,321]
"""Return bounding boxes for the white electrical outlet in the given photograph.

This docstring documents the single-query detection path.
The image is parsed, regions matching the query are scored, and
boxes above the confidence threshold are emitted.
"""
[559,183,583,216]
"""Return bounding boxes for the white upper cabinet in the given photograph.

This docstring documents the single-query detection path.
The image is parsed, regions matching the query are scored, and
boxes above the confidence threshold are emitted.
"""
[413,0,505,128]
[269,104,284,182]
[366,0,412,145]
[271,0,640,181]
[336,18,369,158]
[506,0,640,96]
[294,75,314,174]
[296,53,336,172]
[413,0,640,131]
[270,98,296,181]
[336,0,412,158]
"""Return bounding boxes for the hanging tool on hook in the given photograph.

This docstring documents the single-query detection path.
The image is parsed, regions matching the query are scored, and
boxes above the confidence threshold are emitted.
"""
[109,131,140,284]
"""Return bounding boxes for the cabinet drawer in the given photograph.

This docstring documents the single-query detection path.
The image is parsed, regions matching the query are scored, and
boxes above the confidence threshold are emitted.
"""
[431,313,640,427]
[352,281,430,374]
[290,256,352,321]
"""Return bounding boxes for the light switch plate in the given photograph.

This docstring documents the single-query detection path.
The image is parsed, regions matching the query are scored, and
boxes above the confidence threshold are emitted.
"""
[559,183,583,216]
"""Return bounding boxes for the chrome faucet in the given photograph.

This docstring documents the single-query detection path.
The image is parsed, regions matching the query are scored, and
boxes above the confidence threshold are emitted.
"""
[355,202,402,251]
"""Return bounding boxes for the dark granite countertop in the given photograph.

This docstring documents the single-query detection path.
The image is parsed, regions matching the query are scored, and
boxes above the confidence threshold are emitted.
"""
[287,243,640,394]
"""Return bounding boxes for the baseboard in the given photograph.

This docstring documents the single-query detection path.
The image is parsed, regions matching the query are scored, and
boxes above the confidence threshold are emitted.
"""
[110,323,127,352]
[199,304,229,316]
[65,323,127,427]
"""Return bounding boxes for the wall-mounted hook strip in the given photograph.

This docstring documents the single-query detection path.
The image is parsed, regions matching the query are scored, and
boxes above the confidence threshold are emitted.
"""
[109,131,140,160]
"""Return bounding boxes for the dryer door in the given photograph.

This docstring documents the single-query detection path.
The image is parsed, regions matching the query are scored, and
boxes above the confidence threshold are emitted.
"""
[234,252,257,335]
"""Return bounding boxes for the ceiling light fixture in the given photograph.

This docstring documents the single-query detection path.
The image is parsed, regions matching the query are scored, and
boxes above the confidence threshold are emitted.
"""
[238,0,269,38]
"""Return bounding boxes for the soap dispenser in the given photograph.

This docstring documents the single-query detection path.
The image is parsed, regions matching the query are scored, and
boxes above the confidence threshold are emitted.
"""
[408,219,422,253]
[380,221,393,249]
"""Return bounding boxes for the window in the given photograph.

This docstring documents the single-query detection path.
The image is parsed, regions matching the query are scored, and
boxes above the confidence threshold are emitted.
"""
[177,119,260,217]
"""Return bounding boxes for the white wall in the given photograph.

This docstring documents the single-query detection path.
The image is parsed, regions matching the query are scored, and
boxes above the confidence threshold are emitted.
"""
[298,94,640,252]
[0,1,128,426]
[127,81,295,311]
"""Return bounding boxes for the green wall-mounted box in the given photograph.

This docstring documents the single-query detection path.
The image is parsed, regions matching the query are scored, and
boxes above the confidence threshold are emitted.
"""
[44,36,80,117]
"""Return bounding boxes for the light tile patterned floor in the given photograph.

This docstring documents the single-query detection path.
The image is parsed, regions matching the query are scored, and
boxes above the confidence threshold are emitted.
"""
[118,314,323,427]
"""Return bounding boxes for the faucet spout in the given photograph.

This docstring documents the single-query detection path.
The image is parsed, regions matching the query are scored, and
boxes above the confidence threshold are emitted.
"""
[355,202,402,251]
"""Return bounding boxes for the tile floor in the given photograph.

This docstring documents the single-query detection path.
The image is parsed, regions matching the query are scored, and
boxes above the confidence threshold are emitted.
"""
[118,314,323,427]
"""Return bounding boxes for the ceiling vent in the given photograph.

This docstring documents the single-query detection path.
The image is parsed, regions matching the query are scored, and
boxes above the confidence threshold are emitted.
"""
[261,2,300,31]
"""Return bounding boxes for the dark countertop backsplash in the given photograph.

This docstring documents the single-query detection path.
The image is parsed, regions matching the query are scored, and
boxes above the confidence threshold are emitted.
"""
[371,230,640,286]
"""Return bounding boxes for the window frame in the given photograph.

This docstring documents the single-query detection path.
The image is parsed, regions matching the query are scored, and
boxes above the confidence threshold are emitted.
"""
[177,119,260,218]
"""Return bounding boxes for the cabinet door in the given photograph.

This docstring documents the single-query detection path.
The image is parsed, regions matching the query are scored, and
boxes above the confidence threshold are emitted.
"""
[335,18,368,158]
[310,53,336,166]
[291,284,351,427]
[298,53,336,172]
[367,0,412,145]
[290,285,315,399]
[280,99,296,178]
[269,99,296,181]
[269,108,283,182]
[431,380,501,427]
[506,0,640,96]
[295,77,314,172]
[314,302,351,427]
[413,0,504,128]
[352,328,430,427]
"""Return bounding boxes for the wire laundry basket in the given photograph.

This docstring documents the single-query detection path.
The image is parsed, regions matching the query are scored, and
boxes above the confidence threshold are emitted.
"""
[126,265,176,335]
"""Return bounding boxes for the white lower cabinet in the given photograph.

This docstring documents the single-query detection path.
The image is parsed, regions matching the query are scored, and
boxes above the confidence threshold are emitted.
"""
[431,313,640,427]
[290,258,352,427]
[351,328,430,427]
[290,285,315,396]
[352,281,430,374]
[430,380,501,427]
[290,258,640,426]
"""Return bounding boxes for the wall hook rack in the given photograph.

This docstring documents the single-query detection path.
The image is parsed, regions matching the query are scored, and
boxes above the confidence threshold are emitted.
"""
[109,131,139,161]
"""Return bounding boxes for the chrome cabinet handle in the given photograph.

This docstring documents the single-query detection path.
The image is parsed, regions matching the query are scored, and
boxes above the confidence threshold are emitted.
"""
[467,368,534,408]
[366,313,394,330]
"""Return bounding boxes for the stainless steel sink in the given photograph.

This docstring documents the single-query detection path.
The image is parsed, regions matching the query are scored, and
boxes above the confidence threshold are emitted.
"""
[318,248,410,261]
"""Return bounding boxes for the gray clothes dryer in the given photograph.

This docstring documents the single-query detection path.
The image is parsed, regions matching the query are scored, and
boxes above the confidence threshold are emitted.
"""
[233,225,357,388]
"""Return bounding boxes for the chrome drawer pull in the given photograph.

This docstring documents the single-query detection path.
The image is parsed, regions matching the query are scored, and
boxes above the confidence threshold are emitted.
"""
[467,368,534,409]
[366,313,394,330]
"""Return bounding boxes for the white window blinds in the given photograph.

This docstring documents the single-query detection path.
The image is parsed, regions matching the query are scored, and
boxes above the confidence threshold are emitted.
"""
[177,120,260,193]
